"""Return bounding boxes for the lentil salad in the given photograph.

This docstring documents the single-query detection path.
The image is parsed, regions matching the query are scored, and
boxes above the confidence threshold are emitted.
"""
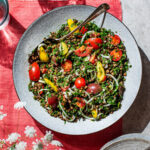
[28,19,131,122]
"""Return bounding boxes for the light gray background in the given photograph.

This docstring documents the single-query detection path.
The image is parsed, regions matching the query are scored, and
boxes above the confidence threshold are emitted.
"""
[121,0,150,134]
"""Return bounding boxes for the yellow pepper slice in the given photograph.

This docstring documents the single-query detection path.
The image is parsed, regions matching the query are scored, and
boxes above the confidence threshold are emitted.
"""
[61,42,68,55]
[96,61,106,82]
[39,47,49,62]
[44,78,58,92]
[92,109,97,118]
[67,19,79,33]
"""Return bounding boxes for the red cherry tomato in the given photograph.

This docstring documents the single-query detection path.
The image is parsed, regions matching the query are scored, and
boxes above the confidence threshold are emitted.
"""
[84,38,103,49]
[86,83,102,94]
[74,97,86,108]
[62,60,72,72]
[74,45,93,57]
[110,49,122,61]
[80,26,88,34]
[75,77,86,89]
[29,62,40,81]
[110,35,120,46]
[48,95,58,108]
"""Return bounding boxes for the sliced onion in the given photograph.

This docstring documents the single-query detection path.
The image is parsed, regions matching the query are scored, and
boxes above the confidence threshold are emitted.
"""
[106,74,119,86]
[84,91,91,99]
[103,104,111,107]
[87,93,102,104]
[59,69,64,73]
[38,80,46,84]
[63,92,68,99]
[59,101,75,122]
[39,89,49,92]
[62,113,75,122]
[100,54,110,59]
[102,93,106,103]
[68,88,74,94]
[45,92,50,101]
[81,31,95,44]
[71,85,76,89]
[38,43,46,50]
[31,81,35,86]
[80,109,95,120]
[97,112,102,117]
[59,101,69,117]
[104,64,108,69]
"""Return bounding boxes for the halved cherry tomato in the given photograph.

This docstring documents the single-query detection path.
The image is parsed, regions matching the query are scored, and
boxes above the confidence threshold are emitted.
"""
[29,62,40,81]
[110,35,120,46]
[74,97,86,108]
[84,38,103,49]
[74,45,93,57]
[48,95,58,108]
[75,77,86,89]
[80,26,88,34]
[110,49,122,61]
[89,53,96,64]
[62,60,72,72]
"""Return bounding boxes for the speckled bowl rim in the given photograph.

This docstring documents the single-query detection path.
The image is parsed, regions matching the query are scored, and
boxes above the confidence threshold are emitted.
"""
[13,5,142,135]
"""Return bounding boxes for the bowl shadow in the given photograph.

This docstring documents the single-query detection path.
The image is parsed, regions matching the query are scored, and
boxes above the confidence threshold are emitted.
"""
[123,47,150,133]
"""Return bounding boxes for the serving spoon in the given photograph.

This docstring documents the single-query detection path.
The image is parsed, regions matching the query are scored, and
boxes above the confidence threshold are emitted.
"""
[38,3,110,45]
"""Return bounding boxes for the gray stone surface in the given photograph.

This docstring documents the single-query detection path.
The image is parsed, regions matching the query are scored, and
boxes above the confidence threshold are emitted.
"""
[121,0,150,134]
[121,0,150,60]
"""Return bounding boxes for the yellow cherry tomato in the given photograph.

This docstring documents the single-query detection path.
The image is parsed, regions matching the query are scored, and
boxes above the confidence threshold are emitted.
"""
[61,42,68,55]
[67,19,79,33]
[39,47,49,62]
[96,61,106,82]
[92,109,97,118]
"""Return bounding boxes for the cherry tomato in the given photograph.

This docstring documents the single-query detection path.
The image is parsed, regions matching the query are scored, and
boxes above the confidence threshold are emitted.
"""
[75,77,86,89]
[80,26,88,34]
[74,97,86,108]
[74,45,93,57]
[62,60,72,72]
[48,95,58,108]
[110,49,122,61]
[86,83,102,94]
[89,53,96,64]
[84,38,103,49]
[110,35,120,46]
[29,62,40,81]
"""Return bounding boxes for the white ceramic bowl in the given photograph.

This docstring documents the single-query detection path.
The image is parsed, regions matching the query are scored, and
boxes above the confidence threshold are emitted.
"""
[13,5,142,135]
